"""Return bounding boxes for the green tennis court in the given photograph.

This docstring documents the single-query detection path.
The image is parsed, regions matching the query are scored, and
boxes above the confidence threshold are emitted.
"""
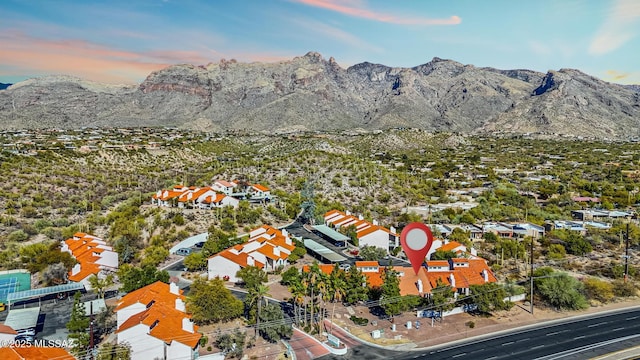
[0,271,31,303]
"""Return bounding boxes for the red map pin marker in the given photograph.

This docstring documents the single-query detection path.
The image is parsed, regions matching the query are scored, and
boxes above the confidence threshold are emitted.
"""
[400,222,434,275]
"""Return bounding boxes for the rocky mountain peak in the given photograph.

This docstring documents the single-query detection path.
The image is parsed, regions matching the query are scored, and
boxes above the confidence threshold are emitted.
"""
[0,52,638,139]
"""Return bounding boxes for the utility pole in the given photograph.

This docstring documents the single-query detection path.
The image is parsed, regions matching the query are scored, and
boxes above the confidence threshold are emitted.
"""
[89,300,94,360]
[530,238,534,315]
[624,223,630,283]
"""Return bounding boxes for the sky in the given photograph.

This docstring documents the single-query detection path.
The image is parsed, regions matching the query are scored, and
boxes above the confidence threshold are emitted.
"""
[1,0,639,85]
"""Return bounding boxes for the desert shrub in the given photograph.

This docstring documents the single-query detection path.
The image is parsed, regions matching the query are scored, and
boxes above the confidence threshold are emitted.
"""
[582,277,614,303]
[350,315,368,326]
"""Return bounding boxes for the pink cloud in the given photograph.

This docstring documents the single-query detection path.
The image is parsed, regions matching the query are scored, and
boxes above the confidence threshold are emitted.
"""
[292,0,461,25]
[0,32,171,84]
[0,31,301,84]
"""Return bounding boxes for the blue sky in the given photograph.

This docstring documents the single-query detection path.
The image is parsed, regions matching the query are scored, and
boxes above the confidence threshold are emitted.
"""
[1,0,638,84]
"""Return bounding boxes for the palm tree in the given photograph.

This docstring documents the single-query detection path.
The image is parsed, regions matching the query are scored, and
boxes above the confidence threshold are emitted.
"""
[250,284,271,340]
[329,266,346,334]
[306,263,322,333]
[288,280,306,326]
[317,275,329,335]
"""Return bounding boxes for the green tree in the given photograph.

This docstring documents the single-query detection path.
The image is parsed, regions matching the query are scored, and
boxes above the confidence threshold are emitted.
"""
[258,302,293,342]
[547,244,566,260]
[183,252,207,271]
[430,250,457,260]
[449,228,472,248]
[88,274,114,299]
[359,245,387,261]
[380,267,403,317]
[118,264,170,293]
[67,291,90,357]
[187,277,243,324]
[246,284,270,340]
[236,266,268,289]
[328,264,347,334]
[563,232,592,256]
[536,272,588,310]
[344,266,368,305]
[465,282,513,314]
[429,279,456,315]
[140,245,169,267]
[280,267,300,286]
[483,232,498,243]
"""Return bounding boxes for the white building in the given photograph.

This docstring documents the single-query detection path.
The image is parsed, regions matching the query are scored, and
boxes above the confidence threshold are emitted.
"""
[248,184,271,199]
[153,184,239,209]
[324,210,398,251]
[115,281,201,360]
[356,225,396,252]
[208,225,295,282]
[212,180,237,196]
[62,233,118,289]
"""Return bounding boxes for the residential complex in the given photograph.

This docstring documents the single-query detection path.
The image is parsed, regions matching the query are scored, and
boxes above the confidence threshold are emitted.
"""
[115,281,202,360]
[61,232,119,289]
[208,225,296,282]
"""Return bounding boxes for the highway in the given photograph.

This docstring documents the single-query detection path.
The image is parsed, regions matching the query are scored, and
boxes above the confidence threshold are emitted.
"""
[319,307,640,360]
[398,307,640,360]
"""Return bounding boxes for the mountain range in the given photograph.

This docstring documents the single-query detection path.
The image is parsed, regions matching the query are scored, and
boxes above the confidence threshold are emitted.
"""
[1,52,639,139]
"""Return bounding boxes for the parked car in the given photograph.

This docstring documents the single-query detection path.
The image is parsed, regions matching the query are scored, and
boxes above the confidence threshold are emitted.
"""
[17,328,36,336]
[175,248,192,256]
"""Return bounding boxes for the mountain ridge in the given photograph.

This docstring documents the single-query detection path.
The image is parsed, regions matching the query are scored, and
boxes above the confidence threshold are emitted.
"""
[0,52,639,139]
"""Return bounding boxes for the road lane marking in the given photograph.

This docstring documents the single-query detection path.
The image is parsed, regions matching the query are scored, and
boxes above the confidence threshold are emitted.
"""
[452,353,466,358]
[516,337,530,342]
[574,335,586,340]
[626,316,639,320]
[612,327,625,331]
[546,330,569,336]
[532,344,545,350]
[502,341,514,346]
[484,357,497,360]
[588,322,608,328]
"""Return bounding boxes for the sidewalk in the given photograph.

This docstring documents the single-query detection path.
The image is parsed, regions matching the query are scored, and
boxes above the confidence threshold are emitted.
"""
[324,298,640,353]
[592,345,640,360]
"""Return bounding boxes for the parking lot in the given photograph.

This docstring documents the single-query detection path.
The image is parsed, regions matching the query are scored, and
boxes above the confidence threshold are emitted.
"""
[1,290,114,342]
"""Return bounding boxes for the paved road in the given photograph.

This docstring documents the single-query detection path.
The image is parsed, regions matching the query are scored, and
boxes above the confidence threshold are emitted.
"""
[288,328,331,360]
[319,307,640,360]
[398,307,640,360]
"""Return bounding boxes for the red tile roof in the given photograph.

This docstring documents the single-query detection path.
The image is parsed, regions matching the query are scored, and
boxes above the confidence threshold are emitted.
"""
[118,301,201,348]
[356,225,389,238]
[252,184,270,192]
[302,264,335,275]
[215,180,235,188]
[115,281,183,311]
[218,249,265,269]
[438,241,465,252]
[355,261,379,267]
[209,225,294,269]
[64,234,115,282]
